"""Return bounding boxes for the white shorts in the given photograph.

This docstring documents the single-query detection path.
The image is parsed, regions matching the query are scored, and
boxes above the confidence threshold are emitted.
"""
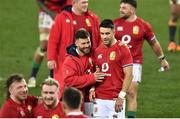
[84,102,94,117]
[39,11,54,29]
[132,64,142,83]
[170,0,180,4]
[93,99,126,118]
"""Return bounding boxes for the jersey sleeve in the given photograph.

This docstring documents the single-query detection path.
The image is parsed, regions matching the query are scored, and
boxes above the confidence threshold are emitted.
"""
[88,10,101,48]
[47,14,62,61]
[119,45,133,68]
[62,57,96,88]
[0,104,19,118]
[143,21,156,43]
[27,96,38,107]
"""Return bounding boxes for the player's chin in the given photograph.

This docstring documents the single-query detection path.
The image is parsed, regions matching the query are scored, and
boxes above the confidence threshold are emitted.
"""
[120,13,126,18]
[82,8,88,13]
[103,40,109,45]
[83,48,90,54]
[20,95,27,100]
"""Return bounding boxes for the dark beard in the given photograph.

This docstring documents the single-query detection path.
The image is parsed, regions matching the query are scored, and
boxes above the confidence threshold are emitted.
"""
[121,15,129,20]
[79,47,91,55]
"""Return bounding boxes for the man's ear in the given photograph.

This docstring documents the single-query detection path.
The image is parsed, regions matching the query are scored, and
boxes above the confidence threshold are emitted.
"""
[9,85,13,95]
[75,40,78,46]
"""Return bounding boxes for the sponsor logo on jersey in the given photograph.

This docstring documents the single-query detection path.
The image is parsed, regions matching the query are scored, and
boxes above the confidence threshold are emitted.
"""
[85,18,91,27]
[97,54,103,59]
[117,26,123,31]
[133,25,139,35]
[110,51,116,60]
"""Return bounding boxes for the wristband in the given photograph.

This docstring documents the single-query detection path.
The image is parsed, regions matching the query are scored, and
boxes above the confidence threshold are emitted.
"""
[118,91,126,100]
[158,55,166,61]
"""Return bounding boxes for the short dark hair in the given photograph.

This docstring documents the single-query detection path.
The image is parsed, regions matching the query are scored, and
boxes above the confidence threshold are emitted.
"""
[6,74,24,99]
[100,19,114,29]
[62,87,82,109]
[75,28,90,40]
[120,0,137,8]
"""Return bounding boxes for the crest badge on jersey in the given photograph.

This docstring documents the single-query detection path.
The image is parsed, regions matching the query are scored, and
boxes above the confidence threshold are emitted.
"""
[110,51,116,60]
[133,25,139,35]
[85,18,91,27]
[117,26,123,31]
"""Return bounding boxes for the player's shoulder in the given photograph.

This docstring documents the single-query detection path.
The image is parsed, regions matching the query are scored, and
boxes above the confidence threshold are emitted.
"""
[27,95,38,100]
[64,55,74,62]
[137,17,151,26]
[63,55,81,67]
[1,99,16,111]
[95,43,104,51]
[56,10,71,19]
[62,10,71,16]
[26,95,38,104]
[136,17,152,29]
[113,17,124,23]
[33,102,43,110]
[87,10,99,19]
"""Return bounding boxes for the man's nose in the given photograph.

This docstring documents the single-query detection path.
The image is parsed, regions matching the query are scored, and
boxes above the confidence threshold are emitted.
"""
[102,34,107,39]
[22,87,28,92]
[85,43,90,47]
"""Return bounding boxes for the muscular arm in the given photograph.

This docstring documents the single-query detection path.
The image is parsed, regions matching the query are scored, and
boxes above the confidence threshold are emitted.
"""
[47,14,62,61]
[62,59,96,88]
[148,38,164,58]
[121,66,133,92]
[115,66,133,112]
[148,38,170,70]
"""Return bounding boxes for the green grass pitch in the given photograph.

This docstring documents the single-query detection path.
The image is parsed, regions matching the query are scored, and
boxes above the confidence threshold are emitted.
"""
[0,0,180,117]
